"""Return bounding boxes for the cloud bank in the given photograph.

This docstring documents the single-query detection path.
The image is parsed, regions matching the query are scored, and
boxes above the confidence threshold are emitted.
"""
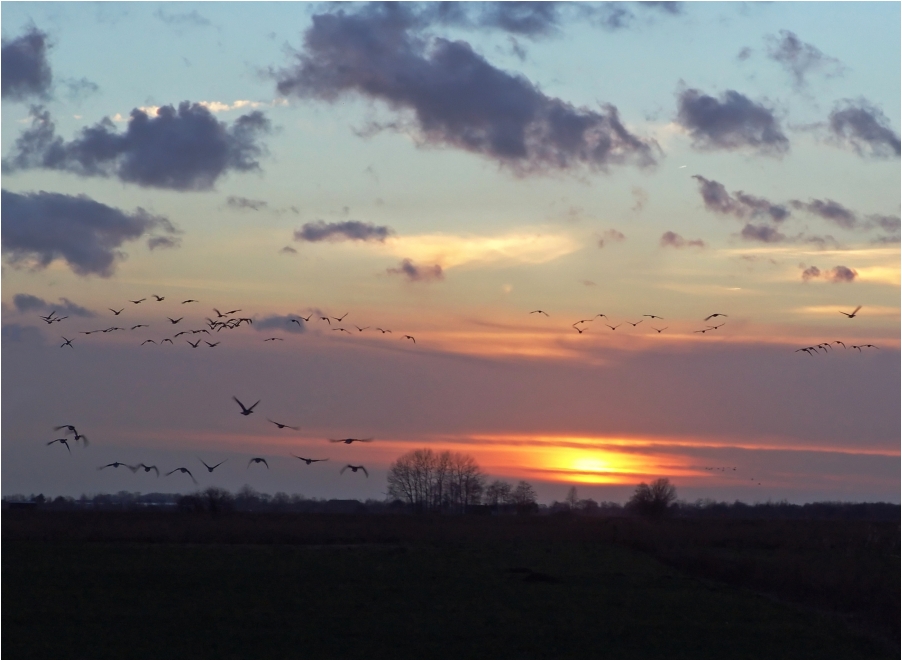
[295,220,394,243]
[1,27,52,101]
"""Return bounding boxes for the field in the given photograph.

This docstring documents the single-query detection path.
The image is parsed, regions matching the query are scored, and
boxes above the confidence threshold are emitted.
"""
[3,511,898,658]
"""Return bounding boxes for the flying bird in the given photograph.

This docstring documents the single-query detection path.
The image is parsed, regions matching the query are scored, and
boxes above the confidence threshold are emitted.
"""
[134,463,160,477]
[73,432,89,447]
[329,438,373,444]
[651,327,668,333]
[51,316,68,323]
[530,310,550,316]
[268,419,299,430]
[290,319,303,326]
[187,340,201,348]
[839,306,862,318]
[574,327,586,334]
[341,464,369,477]
[166,467,197,484]
[299,314,313,322]
[60,337,74,348]
[833,341,846,349]
[161,338,174,344]
[129,299,146,304]
[604,323,621,331]
[332,313,348,322]
[152,295,165,301]
[594,313,608,319]
[98,462,130,470]
[320,316,331,324]
[626,320,643,327]
[402,335,416,343]
[205,341,220,347]
[704,313,728,321]
[233,397,260,416]
[167,317,184,324]
[332,327,352,334]
[264,337,283,342]
[199,459,226,472]
[354,326,369,332]
[248,457,269,469]
[109,308,124,315]
[375,328,391,333]
[643,315,664,319]
[47,438,71,453]
[182,299,199,304]
[292,455,328,465]
[131,324,149,330]
[54,425,78,435]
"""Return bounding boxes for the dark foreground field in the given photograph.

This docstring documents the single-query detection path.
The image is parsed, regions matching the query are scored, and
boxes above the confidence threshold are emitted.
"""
[3,512,898,658]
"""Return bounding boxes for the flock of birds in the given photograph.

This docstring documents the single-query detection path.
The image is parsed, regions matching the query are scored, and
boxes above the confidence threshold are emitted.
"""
[529,310,729,336]
[793,307,877,355]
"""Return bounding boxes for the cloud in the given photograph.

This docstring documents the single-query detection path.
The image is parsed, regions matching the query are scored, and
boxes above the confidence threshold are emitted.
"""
[274,7,658,175]
[387,258,444,282]
[800,265,820,282]
[825,265,857,283]
[789,198,857,230]
[1,27,52,101]
[12,293,95,317]
[2,189,177,276]
[692,175,789,222]
[827,99,900,159]
[226,196,268,211]
[676,88,789,155]
[765,30,843,90]
[1,323,45,345]
[740,223,786,243]
[736,47,753,62]
[153,8,212,28]
[62,77,100,102]
[2,102,271,190]
[294,220,394,243]
[254,314,307,333]
[867,214,900,233]
[597,229,626,248]
[659,231,705,248]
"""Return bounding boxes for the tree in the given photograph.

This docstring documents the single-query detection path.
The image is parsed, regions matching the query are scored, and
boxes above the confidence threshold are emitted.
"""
[512,480,539,514]
[565,486,579,510]
[627,478,677,517]
[484,480,513,509]
[386,448,485,513]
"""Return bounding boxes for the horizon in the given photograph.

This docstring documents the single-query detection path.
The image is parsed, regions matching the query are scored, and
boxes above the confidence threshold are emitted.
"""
[2,2,899,505]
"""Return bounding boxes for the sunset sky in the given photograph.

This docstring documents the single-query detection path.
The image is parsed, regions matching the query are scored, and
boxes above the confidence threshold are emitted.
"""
[2,1,899,504]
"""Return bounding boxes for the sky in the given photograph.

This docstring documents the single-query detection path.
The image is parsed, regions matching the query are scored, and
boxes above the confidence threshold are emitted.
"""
[1,1,899,504]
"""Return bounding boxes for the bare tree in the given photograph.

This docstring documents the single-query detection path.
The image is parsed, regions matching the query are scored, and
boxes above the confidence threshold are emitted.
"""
[627,478,677,517]
[484,480,513,510]
[512,481,539,514]
[565,486,579,510]
[386,448,485,513]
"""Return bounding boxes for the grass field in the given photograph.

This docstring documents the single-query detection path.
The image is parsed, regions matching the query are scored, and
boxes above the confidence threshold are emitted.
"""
[3,512,898,658]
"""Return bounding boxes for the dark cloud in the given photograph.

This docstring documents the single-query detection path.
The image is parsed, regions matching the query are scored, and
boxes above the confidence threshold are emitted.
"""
[692,175,788,222]
[2,103,271,191]
[255,314,307,333]
[825,265,857,283]
[387,258,444,282]
[676,88,788,155]
[790,198,857,230]
[147,236,181,250]
[2,189,177,277]
[827,99,900,159]
[294,220,394,243]
[800,265,821,282]
[1,27,52,101]
[867,214,900,233]
[597,228,626,248]
[659,231,705,248]
[226,196,268,211]
[12,293,95,317]
[1,323,45,345]
[740,223,785,243]
[275,8,658,175]
[765,30,842,89]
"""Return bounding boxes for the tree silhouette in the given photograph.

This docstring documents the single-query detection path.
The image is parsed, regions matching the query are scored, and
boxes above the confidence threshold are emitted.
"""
[627,478,677,517]
[387,448,485,513]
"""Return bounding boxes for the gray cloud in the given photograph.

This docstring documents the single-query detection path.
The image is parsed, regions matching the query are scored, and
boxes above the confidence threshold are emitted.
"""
[676,88,788,155]
[12,293,95,317]
[765,30,843,90]
[62,77,100,102]
[226,196,268,211]
[790,198,857,230]
[294,220,394,243]
[827,99,900,159]
[153,8,212,28]
[659,231,705,248]
[598,228,626,248]
[692,175,788,222]
[740,223,786,243]
[387,258,444,282]
[1,323,45,345]
[275,8,658,175]
[736,47,753,62]
[800,265,821,282]
[255,314,307,333]
[3,103,271,190]
[825,265,857,283]
[2,189,177,277]
[1,27,52,101]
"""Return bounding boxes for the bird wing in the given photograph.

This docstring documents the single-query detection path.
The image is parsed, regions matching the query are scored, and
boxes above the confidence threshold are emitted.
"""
[361,466,369,477]
[233,396,247,411]
[340,465,348,474]
[852,306,862,315]
[248,400,261,412]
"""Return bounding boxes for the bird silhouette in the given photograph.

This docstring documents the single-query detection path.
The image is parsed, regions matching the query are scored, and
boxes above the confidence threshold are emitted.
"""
[574,327,586,334]
[594,313,608,319]
[199,459,226,472]
[290,319,303,326]
[833,340,846,349]
[162,338,174,344]
[341,464,369,477]
[626,320,643,327]
[862,344,879,349]
[403,335,416,343]
[109,308,124,315]
[233,397,260,416]
[332,313,348,322]
[54,424,78,435]
[248,457,269,469]
[47,438,71,453]
[376,328,392,333]
[187,339,200,348]
[268,419,299,430]
[651,327,668,333]
[643,315,664,319]
[131,324,149,330]
[704,313,728,321]
[167,317,184,324]
[60,337,74,348]
[152,295,165,301]
[99,462,130,470]
[166,467,197,484]
[332,327,352,334]
[604,323,621,331]
[850,345,862,352]
[182,299,199,304]
[39,312,56,323]
[51,316,68,323]
[133,463,160,477]
[299,314,313,322]
[530,310,550,316]
[320,316,331,324]
[129,299,146,304]
[329,438,373,444]
[264,337,283,342]
[73,432,89,447]
[839,306,862,318]
[205,341,220,347]
[292,455,328,465]
[354,325,369,332]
